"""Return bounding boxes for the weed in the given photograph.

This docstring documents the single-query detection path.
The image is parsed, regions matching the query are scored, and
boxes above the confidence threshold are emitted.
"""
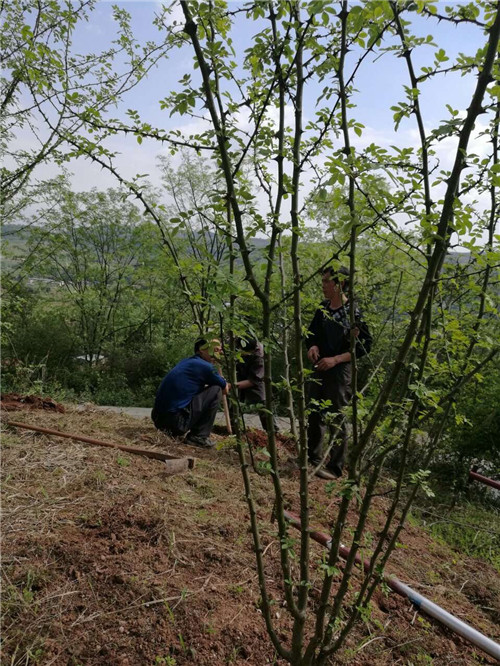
[26,646,45,663]
[417,615,432,631]
[227,646,241,663]
[406,512,419,527]
[228,583,244,596]
[22,585,34,604]
[116,454,130,467]
[196,483,216,499]
[93,469,107,486]
[194,508,209,522]
[342,647,357,661]
[425,569,441,584]
[18,569,48,605]
[412,503,500,571]
[215,436,235,451]
[178,633,191,655]
[164,602,175,624]
[77,513,102,528]
[154,656,176,665]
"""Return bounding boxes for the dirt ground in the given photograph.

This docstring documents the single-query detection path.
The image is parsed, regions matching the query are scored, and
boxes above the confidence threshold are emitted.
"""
[2,403,499,665]
[1,392,65,413]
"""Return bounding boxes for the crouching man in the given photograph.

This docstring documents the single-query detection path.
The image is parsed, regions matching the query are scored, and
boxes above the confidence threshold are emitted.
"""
[235,336,279,433]
[152,338,229,448]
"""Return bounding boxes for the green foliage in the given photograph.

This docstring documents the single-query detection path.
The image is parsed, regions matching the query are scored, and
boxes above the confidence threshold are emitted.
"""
[154,656,176,666]
[2,0,168,207]
[413,504,500,571]
[116,454,130,467]
[446,360,500,470]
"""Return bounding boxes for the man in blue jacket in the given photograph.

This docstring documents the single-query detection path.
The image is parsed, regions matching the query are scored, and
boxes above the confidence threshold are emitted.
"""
[152,338,229,448]
[306,266,372,478]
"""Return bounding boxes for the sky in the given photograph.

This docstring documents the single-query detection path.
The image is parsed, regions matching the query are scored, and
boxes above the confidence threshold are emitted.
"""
[11,0,497,240]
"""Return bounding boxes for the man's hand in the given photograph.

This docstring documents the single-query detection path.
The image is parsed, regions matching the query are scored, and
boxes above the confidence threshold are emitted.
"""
[316,356,338,372]
[236,379,254,391]
[307,345,320,364]
[223,383,231,395]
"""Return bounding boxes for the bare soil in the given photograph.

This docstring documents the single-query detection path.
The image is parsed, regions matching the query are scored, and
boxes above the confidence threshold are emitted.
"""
[1,392,65,413]
[2,403,499,665]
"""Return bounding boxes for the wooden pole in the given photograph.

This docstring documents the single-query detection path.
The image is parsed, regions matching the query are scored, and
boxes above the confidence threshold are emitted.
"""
[6,421,195,471]
[222,394,232,435]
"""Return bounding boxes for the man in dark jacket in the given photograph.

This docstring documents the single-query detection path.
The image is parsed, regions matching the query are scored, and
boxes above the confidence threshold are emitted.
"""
[306,266,372,478]
[235,337,279,432]
[152,338,229,448]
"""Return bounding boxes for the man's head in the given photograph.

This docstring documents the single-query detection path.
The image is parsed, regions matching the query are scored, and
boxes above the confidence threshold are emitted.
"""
[321,265,349,300]
[194,338,222,362]
[235,336,258,353]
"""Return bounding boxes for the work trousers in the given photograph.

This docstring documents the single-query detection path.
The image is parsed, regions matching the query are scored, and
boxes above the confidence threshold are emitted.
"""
[239,387,279,433]
[307,364,352,471]
[153,385,222,439]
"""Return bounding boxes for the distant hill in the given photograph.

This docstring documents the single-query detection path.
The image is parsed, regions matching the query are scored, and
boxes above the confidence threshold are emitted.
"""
[0,222,478,278]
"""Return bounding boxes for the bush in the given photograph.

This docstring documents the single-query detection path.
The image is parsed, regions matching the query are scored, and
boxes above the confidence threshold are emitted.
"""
[446,360,500,470]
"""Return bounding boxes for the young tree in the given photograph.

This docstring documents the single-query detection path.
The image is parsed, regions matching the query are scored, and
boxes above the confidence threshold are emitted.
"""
[161,2,500,663]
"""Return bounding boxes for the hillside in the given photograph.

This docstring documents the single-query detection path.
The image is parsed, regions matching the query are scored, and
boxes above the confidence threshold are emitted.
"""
[2,404,499,666]
[1,223,474,277]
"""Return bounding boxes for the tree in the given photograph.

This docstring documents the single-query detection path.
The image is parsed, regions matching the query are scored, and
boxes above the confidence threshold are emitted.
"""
[22,185,147,366]
[157,152,232,331]
[1,0,170,208]
[160,2,500,663]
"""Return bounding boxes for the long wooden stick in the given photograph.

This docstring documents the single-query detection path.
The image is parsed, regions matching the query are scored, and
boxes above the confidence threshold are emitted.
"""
[6,421,195,471]
[222,394,232,435]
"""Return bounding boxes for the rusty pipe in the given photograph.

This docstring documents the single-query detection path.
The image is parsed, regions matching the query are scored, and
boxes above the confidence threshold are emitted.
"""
[469,469,500,491]
[284,510,500,662]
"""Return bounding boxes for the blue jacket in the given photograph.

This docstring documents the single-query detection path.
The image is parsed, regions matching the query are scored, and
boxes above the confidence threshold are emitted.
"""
[153,355,226,414]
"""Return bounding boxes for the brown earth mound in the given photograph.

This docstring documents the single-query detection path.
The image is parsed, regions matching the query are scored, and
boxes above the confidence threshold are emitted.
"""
[212,423,297,454]
[1,392,65,413]
[2,406,499,665]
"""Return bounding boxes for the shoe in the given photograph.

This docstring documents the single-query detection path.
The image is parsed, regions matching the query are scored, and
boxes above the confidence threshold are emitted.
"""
[186,435,215,449]
[308,461,337,481]
[326,463,343,478]
[314,468,337,481]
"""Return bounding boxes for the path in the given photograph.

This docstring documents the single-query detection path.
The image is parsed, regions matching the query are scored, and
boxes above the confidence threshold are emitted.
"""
[84,405,291,432]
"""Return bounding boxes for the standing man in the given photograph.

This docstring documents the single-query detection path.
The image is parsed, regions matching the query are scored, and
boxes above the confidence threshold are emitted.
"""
[152,338,229,448]
[306,266,372,478]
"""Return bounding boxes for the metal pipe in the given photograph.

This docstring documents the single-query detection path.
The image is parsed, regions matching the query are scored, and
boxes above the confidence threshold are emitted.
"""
[469,469,500,491]
[284,510,500,662]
